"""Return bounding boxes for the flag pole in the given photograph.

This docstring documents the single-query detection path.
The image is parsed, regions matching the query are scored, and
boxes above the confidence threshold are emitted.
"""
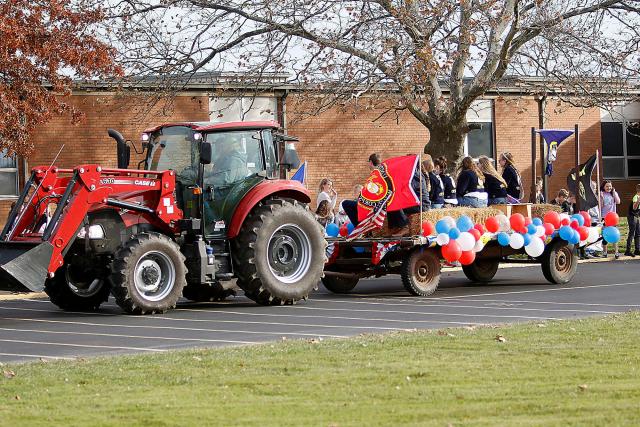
[574,124,580,212]
[596,149,602,223]
[419,153,423,220]
[530,127,536,203]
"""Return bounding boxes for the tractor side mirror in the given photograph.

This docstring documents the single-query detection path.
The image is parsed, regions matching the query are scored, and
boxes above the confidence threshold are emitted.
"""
[200,141,213,164]
[281,145,301,171]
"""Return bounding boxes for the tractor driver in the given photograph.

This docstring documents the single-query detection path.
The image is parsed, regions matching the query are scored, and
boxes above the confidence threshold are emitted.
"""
[205,134,250,189]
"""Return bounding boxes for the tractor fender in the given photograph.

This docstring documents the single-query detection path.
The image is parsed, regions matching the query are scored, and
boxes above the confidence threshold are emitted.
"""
[227,180,311,239]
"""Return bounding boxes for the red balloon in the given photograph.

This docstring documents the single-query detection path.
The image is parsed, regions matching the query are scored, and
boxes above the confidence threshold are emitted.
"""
[561,218,570,226]
[518,226,528,234]
[421,220,435,236]
[524,217,533,226]
[578,226,589,241]
[543,211,561,229]
[469,228,481,241]
[570,220,579,230]
[339,224,348,237]
[543,223,555,236]
[459,250,476,266]
[485,217,499,233]
[474,223,486,234]
[509,213,525,231]
[604,211,619,227]
[442,241,462,262]
[579,211,591,227]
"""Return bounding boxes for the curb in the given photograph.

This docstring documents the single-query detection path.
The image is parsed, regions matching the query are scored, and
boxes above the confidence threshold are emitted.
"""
[0,292,47,301]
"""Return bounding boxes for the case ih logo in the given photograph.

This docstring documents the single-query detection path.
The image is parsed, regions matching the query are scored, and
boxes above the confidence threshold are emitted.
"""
[100,178,157,187]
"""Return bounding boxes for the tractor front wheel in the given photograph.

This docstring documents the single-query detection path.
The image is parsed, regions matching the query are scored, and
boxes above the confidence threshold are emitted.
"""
[110,233,186,314]
[45,257,111,312]
[233,199,325,305]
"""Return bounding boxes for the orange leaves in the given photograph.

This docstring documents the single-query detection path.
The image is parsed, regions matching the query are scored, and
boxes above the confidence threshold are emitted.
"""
[0,0,122,156]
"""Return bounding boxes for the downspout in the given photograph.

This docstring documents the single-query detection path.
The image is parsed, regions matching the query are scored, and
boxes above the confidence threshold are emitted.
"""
[537,95,547,202]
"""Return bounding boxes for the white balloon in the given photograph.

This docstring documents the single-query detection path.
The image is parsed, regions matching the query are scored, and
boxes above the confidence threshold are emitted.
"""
[587,227,599,244]
[559,213,571,223]
[535,225,546,237]
[442,216,456,229]
[457,232,475,251]
[525,237,544,257]
[496,214,510,232]
[509,233,525,249]
[436,233,450,246]
[473,239,485,253]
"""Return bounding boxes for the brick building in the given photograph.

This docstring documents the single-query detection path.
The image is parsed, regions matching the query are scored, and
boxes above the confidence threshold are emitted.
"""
[1,77,638,224]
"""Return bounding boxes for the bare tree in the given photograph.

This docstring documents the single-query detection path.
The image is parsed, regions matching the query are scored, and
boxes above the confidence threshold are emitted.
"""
[107,0,640,163]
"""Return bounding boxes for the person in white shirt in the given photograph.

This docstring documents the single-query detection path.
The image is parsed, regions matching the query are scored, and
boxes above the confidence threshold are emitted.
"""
[317,178,337,211]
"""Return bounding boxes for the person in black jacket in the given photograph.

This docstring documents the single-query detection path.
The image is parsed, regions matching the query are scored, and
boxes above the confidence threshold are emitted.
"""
[423,155,444,208]
[499,152,523,201]
[456,157,488,208]
[624,184,640,257]
[434,156,457,207]
[478,156,508,205]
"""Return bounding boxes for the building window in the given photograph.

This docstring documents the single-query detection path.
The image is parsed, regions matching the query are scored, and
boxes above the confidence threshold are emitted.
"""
[601,103,640,179]
[0,150,18,197]
[210,96,277,123]
[464,100,494,160]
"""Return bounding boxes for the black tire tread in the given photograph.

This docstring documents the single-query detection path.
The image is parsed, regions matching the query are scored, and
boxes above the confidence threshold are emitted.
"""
[401,248,441,297]
[462,258,500,283]
[44,265,111,312]
[321,275,359,294]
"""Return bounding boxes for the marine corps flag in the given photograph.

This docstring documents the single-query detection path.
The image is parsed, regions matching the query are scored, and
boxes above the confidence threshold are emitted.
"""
[537,129,574,176]
[567,154,599,210]
[349,155,420,238]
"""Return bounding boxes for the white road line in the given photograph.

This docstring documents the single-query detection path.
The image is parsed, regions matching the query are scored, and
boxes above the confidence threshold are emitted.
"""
[0,352,75,360]
[0,307,412,331]
[0,317,348,338]
[0,338,166,352]
[428,298,640,308]
[0,327,258,345]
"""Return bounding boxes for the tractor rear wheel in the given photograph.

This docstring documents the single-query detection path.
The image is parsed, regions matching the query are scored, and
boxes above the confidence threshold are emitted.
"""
[110,232,186,314]
[233,198,326,305]
[44,257,111,312]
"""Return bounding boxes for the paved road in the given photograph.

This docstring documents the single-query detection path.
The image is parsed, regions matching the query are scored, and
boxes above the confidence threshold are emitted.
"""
[1,259,639,362]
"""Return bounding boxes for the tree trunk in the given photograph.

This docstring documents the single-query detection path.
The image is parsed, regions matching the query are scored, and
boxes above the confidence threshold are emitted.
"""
[423,121,467,167]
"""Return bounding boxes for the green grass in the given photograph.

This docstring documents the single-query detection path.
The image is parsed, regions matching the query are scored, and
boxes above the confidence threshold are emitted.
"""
[617,217,629,251]
[2,313,640,427]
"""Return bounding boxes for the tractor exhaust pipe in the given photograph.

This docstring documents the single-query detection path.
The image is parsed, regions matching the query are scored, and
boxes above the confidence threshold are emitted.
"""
[108,129,131,169]
[0,241,54,292]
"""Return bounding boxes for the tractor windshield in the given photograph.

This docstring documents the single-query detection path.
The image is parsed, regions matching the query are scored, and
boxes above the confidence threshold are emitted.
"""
[203,130,263,188]
[148,126,199,183]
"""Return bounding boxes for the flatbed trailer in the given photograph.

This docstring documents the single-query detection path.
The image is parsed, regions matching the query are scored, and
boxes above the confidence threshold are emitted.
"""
[322,235,578,296]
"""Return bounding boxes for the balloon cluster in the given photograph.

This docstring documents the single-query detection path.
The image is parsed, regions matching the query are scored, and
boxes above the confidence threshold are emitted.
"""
[423,215,489,266]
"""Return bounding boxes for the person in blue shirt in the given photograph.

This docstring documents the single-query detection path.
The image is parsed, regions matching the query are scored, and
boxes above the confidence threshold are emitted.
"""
[456,156,488,208]
[422,155,444,208]
[478,156,508,205]
[499,152,523,201]
[434,156,457,207]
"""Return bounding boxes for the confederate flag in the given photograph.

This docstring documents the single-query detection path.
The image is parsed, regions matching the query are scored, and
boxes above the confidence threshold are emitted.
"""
[348,155,420,239]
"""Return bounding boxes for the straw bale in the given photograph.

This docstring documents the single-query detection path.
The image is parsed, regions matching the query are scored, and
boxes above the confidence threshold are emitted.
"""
[532,203,562,219]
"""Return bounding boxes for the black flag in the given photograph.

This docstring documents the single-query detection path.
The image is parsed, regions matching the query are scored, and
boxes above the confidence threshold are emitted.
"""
[567,154,598,210]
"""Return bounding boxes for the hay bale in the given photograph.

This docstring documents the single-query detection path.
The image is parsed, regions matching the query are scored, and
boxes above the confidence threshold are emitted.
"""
[532,203,561,219]
[373,207,503,237]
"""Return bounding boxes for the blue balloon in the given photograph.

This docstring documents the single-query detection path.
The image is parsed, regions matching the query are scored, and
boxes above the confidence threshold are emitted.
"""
[326,223,339,237]
[559,226,573,241]
[456,215,474,232]
[571,214,585,227]
[527,224,537,235]
[532,218,543,226]
[523,233,532,246]
[436,219,451,235]
[497,232,510,246]
[602,226,621,244]
[448,227,461,239]
[570,229,581,245]
[346,222,355,233]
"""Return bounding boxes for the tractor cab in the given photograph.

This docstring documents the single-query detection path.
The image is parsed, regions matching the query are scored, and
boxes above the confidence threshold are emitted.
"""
[141,121,300,237]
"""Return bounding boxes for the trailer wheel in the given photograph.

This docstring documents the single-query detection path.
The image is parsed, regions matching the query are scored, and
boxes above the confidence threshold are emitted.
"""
[462,259,500,283]
[44,261,111,312]
[541,239,577,284]
[321,274,359,294]
[110,233,186,314]
[233,198,326,305]
[401,248,441,296]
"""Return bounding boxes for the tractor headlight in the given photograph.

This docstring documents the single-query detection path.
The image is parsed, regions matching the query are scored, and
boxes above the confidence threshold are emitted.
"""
[77,224,105,239]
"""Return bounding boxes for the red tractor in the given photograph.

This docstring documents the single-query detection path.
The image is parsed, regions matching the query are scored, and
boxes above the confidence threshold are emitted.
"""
[0,121,326,314]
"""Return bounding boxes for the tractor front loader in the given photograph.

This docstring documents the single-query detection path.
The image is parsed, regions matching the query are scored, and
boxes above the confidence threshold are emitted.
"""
[0,121,326,314]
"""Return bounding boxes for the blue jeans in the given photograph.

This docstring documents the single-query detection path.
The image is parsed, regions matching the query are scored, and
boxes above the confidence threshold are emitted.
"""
[458,196,488,208]
[431,203,443,209]
[488,197,507,205]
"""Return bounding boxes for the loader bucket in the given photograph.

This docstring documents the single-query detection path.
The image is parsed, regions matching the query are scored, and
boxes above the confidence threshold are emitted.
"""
[0,241,54,293]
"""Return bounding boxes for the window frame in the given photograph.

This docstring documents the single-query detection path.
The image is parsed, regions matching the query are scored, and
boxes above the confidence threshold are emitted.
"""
[601,120,640,179]
[463,100,495,161]
[0,150,19,198]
